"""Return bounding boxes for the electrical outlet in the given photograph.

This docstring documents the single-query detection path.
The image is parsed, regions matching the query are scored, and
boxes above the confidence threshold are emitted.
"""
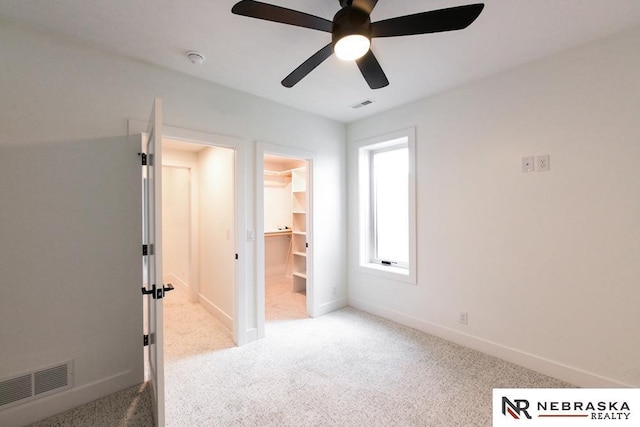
[522,156,534,172]
[537,155,550,171]
[459,311,468,325]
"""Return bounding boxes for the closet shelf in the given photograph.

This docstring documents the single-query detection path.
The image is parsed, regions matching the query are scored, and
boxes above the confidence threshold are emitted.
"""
[265,230,292,236]
[291,167,307,293]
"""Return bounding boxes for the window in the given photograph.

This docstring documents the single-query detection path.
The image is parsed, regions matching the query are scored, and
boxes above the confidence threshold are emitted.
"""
[356,128,416,284]
[371,145,409,266]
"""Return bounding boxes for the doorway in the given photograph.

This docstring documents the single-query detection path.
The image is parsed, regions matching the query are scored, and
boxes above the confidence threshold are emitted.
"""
[133,112,248,424]
[256,143,316,339]
[161,138,236,360]
[263,154,309,322]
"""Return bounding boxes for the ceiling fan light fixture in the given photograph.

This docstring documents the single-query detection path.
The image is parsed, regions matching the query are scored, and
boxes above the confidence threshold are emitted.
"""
[334,34,370,61]
[231,0,485,88]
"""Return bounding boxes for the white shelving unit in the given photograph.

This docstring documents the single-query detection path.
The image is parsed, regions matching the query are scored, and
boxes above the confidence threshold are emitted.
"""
[291,167,307,293]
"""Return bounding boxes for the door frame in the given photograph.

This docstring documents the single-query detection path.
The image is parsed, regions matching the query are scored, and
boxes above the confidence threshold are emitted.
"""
[130,120,248,346]
[256,142,316,338]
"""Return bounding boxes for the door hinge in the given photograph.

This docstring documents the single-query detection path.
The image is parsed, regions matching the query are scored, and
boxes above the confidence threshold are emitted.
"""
[139,152,147,166]
[235,253,238,260]
[306,243,309,248]
[142,244,149,256]
[143,334,149,346]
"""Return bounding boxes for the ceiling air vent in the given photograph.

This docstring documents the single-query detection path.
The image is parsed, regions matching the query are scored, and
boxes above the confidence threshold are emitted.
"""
[0,361,74,410]
[351,99,374,109]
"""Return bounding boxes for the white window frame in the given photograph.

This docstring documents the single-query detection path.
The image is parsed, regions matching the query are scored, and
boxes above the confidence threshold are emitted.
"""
[355,128,417,284]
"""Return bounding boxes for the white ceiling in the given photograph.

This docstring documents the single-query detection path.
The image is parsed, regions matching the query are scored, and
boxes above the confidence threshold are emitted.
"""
[2,0,640,123]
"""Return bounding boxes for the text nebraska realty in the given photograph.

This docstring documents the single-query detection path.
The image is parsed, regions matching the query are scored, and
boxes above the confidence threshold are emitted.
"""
[503,397,631,420]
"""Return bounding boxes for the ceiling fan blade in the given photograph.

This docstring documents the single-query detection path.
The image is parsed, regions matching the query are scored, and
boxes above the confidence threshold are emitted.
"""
[351,0,379,15]
[282,44,334,88]
[356,50,389,89]
[232,0,333,32]
[371,3,484,38]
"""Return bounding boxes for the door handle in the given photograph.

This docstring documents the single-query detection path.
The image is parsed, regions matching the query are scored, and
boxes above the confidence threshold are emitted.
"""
[141,283,174,299]
[141,284,156,296]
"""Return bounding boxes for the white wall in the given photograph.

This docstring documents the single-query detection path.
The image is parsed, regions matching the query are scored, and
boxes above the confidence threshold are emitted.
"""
[264,175,294,279]
[163,147,199,165]
[198,146,235,329]
[264,176,293,232]
[162,148,200,299]
[347,26,640,388]
[0,20,346,425]
[162,166,191,289]
[264,234,292,280]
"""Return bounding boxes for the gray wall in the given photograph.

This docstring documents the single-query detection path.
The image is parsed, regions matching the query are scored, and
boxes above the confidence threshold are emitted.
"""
[0,138,142,424]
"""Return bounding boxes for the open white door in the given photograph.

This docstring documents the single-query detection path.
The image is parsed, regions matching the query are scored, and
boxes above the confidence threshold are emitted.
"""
[142,97,166,426]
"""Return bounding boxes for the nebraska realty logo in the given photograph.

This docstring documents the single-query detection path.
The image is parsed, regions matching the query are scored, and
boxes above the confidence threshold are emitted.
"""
[493,389,640,426]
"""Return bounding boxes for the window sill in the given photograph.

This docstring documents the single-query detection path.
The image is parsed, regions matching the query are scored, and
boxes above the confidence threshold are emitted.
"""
[357,262,416,285]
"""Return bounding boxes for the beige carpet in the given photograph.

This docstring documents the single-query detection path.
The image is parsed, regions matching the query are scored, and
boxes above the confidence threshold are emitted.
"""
[27,382,153,427]
[30,280,571,426]
[163,277,307,363]
[164,285,236,363]
[264,277,307,322]
[163,282,571,426]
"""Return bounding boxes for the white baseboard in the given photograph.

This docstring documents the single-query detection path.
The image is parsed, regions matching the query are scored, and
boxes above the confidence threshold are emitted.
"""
[0,370,139,427]
[199,294,233,331]
[163,273,189,291]
[348,297,635,388]
[315,297,348,317]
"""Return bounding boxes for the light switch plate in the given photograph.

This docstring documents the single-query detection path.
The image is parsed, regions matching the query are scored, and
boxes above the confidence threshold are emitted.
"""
[522,156,534,172]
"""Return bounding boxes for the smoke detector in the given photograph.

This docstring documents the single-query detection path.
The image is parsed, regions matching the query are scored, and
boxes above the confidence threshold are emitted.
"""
[186,51,205,65]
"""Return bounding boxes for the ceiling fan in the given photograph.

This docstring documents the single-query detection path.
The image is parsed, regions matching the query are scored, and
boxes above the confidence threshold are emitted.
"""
[231,0,484,89]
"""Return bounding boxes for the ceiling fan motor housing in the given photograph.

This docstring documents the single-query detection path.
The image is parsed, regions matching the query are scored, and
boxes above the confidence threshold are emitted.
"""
[332,7,372,46]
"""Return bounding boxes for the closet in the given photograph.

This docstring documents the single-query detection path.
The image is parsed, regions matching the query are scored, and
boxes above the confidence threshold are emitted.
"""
[264,155,308,301]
